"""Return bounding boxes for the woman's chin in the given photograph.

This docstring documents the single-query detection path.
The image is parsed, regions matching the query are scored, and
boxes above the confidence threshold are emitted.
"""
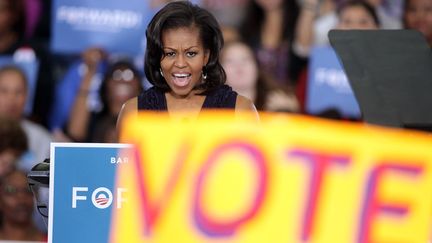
[168,82,197,97]
[170,88,193,98]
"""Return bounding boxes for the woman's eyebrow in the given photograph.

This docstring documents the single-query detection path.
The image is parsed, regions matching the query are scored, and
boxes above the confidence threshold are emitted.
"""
[163,46,199,51]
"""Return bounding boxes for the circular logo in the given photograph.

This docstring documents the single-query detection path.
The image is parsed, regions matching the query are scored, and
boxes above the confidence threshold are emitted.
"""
[91,187,113,209]
[95,193,109,206]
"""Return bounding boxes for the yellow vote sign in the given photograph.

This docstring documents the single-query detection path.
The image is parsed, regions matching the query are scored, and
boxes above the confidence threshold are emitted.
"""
[111,112,432,243]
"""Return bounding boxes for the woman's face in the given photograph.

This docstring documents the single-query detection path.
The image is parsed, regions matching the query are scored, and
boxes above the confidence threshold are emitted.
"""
[160,26,209,98]
[221,43,258,93]
[0,70,27,120]
[404,0,432,40]
[338,6,379,30]
[0,149,17,177]
[0,171,34,225]
[106,66,141,114]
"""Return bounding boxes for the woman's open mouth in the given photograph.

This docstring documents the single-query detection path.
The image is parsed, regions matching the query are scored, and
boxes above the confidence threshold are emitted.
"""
[172,73,192,87]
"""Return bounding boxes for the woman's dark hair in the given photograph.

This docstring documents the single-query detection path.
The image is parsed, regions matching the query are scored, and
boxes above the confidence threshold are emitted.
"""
[337,0,381,27]
[144,1,226,93]
[254,72,268,111]
[239,0,299,47]
[99,60,143,115]
[0,116,28,155]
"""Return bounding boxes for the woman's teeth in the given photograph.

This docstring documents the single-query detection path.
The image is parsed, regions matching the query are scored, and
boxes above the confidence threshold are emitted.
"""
[173,73,191,78]
[172,73,191,87]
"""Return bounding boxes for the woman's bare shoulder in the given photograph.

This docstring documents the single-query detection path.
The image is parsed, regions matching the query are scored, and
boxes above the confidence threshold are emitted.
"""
[116,97,138,129]
[235,94,256,111]
[235,94,260,121]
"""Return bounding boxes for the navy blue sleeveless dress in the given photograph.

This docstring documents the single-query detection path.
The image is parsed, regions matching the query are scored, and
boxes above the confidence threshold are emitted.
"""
[137,85,237,110]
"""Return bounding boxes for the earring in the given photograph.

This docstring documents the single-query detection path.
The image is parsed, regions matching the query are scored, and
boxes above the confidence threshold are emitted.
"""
[202,67,207,80]
[159,68,164,78]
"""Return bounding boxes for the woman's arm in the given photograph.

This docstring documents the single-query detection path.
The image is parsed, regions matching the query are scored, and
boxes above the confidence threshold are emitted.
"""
[235,95,260,122]
[65,72,93,141]
[66,48,105,141]
[293,0,320,57]
[116,97,138,137]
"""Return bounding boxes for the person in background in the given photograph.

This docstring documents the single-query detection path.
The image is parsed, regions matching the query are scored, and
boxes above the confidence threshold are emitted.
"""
[336,0,380,30]
[23,0,51,43]
[403,0,432,46]
[220,25,242,43]
[118,1,258,127]
[49,0,179,133]
[239,0,305,88]
[322,0,379,119]
[0,65,51,172]
[0,169,46,241]
[67,60,143,142]
[48,47,108,138]
[0,116,28,177]
[294,0,340,56]
[0,0,25,54]
[221,40,299,112]
[201,0,249,31]
[91,116,118,143]
[366,0,402,29]
[294,0,399,58]
[0,0,54,127]
[295,0,380,115]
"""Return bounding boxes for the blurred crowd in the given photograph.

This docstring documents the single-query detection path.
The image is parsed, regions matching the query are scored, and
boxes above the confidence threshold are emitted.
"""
[0,0,430,241]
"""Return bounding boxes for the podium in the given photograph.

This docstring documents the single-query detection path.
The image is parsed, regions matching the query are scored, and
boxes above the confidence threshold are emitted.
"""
[32,143,133,243]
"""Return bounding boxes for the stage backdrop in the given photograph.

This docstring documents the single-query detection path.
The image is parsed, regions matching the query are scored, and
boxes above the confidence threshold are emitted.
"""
[51,0,149,55]
[110,112,432,243]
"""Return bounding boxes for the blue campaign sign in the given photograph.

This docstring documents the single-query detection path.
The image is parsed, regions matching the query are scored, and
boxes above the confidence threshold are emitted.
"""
[0,54,39,116]
[49,143,132,243]
[51,0,151,55]
[305,46,361,118]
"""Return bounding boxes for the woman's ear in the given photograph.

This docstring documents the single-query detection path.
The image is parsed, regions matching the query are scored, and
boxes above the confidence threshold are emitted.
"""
[204,50,210,65]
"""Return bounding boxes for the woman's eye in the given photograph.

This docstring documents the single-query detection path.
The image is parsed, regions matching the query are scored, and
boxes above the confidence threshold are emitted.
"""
[165,52,175,57]
[187,51,197,57]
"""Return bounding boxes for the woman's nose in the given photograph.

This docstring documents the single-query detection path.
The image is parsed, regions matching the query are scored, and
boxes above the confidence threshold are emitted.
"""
[174,55,186,68]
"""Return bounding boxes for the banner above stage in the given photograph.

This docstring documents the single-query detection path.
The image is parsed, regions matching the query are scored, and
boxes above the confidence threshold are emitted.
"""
[111,112,432,243]
[51,0,150,55]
